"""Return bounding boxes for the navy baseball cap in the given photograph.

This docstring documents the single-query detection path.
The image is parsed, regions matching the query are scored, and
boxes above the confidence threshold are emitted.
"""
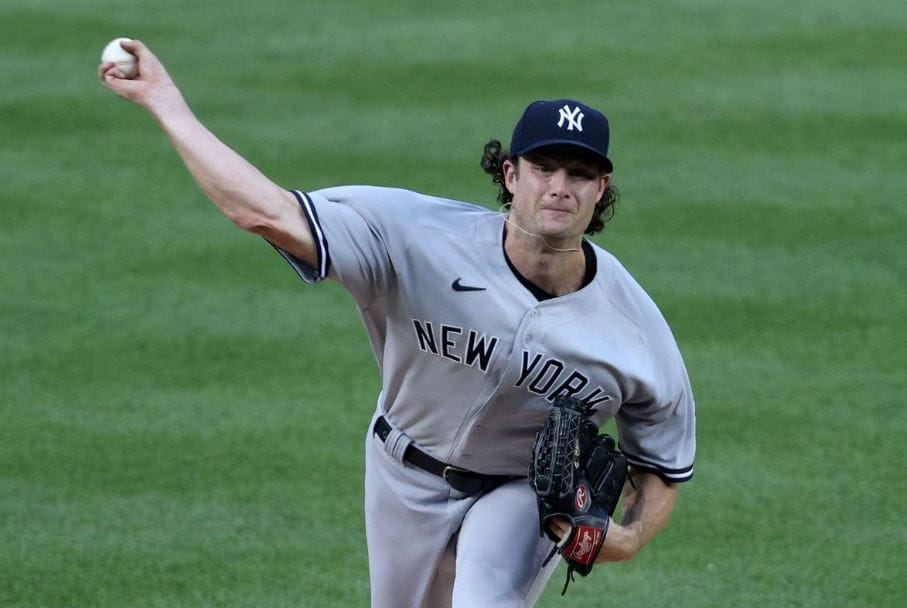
[510,99,613,172]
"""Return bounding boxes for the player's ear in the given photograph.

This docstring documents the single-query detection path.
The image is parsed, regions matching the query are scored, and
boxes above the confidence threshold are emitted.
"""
[503,159,519,194]
[597,173,610,199]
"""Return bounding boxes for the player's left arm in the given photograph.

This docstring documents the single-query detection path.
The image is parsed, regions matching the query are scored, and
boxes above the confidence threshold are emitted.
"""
[595,469,678,563]
[546,468,678,564]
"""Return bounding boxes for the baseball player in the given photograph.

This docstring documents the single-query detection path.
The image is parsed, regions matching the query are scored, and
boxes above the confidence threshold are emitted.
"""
[100,40,695,608]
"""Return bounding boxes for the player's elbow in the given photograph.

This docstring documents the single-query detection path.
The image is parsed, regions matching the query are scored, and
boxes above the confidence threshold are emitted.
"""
[245,209,318,265]
[233,210,271,234]
[227,187,296,235]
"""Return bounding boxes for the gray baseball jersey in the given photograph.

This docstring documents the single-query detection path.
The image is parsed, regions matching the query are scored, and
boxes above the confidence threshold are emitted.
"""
[273,185,695,482]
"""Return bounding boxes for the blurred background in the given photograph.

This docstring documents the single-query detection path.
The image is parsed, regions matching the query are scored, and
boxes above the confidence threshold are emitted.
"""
[1,1,904,606]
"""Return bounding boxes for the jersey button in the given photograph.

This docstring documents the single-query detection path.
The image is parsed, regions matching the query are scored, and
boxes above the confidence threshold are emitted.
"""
[474,426,483,433]
[531,309,541,318]
[463,453,472,461]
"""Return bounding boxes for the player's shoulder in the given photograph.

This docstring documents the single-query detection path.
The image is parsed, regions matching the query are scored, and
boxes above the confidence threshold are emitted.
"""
[586,241,629,289]
[587,242,668,331]
[310,185,495,232]
[313,185,487,213]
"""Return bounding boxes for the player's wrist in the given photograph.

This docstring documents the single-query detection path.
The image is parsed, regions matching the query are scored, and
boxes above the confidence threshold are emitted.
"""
[597,519,641,563]
[146,83,190,121]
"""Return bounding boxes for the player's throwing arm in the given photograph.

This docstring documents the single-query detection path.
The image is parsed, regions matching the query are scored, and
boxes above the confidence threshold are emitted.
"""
[97,38,316,264]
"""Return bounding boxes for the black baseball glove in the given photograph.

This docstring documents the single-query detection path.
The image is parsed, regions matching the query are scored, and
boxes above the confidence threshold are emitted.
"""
[528,395,628,593]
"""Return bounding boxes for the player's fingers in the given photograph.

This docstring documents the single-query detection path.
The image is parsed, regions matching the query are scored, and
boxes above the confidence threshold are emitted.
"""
[121,39,169,81]
[547,518,573,544]
[123,39,153,68]
[99,64,145,103]
[99,62,122,80]
[120,38,143,54]
[98,62,120,87]
[99,63,128,88]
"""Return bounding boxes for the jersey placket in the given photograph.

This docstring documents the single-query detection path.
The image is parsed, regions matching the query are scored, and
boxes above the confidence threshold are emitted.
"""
[444,301,550,469]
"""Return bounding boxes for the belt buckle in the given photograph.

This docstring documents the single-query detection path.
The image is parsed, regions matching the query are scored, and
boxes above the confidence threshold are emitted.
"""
[442,465,483,495]
[442,465,470,482]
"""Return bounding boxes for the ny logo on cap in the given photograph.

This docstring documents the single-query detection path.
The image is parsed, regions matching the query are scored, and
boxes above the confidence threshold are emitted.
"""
[557,104,584,132]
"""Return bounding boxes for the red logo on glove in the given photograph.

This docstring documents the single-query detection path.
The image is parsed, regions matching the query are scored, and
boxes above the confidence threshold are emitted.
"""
[563,525,604,565]
[575,482,590,512]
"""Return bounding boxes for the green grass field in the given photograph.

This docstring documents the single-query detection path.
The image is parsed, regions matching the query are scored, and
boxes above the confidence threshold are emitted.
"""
[2,1,905,606]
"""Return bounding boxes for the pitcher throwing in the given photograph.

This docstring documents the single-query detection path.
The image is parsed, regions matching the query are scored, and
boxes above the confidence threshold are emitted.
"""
[100,39,696,608]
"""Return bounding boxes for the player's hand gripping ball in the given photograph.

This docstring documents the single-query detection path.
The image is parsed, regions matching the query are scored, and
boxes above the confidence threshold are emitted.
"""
[101,38,138,79]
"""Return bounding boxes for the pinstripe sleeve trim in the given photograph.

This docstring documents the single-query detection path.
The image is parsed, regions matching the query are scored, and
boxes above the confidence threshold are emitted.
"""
[624,453,694,483]
[292,190,330,280]
[265,190,331,283]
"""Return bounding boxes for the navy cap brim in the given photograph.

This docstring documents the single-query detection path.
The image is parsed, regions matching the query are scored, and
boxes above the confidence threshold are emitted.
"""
[516,139,614,173]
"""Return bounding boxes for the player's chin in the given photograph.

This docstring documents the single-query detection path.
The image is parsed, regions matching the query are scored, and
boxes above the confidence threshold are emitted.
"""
[539,209,584,231]
[539,222,583,244]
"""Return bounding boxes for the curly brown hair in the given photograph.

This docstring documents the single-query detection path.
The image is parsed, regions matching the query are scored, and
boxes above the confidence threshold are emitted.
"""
[480,139,619,235]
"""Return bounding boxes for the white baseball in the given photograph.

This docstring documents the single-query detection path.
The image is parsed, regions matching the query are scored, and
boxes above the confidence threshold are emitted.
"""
[101,37,138,79]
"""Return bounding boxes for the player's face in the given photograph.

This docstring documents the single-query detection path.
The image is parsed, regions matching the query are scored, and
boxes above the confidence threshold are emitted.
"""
[504,148,609,242]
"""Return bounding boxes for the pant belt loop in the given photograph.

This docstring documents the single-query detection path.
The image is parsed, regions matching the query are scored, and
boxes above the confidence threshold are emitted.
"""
[376,416,412,464]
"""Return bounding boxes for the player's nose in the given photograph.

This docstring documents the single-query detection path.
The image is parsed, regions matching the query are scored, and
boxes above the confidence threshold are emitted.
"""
[548,169,569,197]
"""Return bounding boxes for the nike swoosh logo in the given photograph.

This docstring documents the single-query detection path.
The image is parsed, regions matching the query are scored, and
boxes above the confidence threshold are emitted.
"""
[452,278,486,292]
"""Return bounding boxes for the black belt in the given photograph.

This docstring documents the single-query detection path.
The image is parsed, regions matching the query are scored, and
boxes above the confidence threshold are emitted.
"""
[373,416,518,496]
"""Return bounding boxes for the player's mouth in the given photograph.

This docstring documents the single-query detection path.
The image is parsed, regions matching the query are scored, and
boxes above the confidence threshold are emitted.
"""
[539,206,574,218]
